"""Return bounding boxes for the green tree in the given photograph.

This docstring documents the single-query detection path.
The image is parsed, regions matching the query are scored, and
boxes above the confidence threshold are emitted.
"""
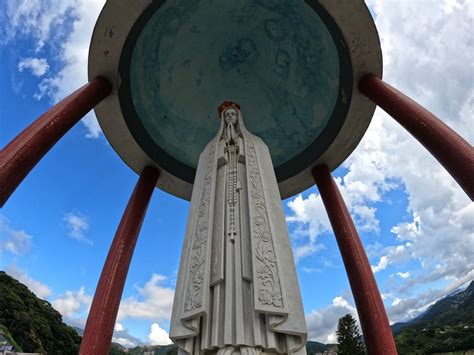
[0,271,81,354]
[336,314,365,355]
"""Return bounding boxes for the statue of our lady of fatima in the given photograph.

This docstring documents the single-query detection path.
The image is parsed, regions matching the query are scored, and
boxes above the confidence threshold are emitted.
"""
[170,102,307,355]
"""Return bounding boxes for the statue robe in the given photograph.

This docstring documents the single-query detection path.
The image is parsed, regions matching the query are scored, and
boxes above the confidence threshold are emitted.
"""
[170,111,307,354]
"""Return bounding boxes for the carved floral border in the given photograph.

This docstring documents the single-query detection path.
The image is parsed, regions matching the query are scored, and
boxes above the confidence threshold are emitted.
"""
[183,142,216,313]
[245,136,284,309]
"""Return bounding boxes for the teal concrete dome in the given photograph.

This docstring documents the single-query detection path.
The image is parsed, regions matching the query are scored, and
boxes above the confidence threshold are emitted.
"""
[119,0,351,184]
[89,0,382,200]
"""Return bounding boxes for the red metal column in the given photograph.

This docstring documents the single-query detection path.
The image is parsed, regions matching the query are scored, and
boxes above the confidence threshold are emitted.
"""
[313,165,397,355]
[359,74,474,200]
[79,166,159,355]
[0,76,112,207]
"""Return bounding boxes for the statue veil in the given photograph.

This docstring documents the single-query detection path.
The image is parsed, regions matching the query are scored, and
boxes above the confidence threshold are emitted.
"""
[170,103,307,355]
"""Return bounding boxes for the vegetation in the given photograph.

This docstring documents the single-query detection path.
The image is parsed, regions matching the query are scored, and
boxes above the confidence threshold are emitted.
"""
[0,323,23,351]
[306,340,336,354]
[395,325,474,355]
[394,281,474,354]
[336,314,365,355]
[0,271,81,354]
[1,270,473,354]
[108,341,333,355]
[109,342,126,355]
[108,344,177,354]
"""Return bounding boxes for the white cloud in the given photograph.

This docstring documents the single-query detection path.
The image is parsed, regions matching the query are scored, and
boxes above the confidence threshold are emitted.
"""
[302,267,320,274]
[293,243,324,263]
[397,272,410,279]
[1,0,106,138]
[51,287,150,348]
[288,0,474,322]
[286,194,329,262]
[117,274,175,322]
[148,323,172,346]
[391,298,402,307]
[368,0,474,312]
[38,0,106,138]
[0,215,33,256]
[112,337,136,348]
[63,211,92,245]
[371,255,389,273]
[287,193,331,242]
[112,324,144,348]
[286,172,387,265]
[52,286,92,319]
[5,265,52,299]
[0,0,73,50]
[387,272,474,323]
[18,57,49,77]
[306,296,358,344]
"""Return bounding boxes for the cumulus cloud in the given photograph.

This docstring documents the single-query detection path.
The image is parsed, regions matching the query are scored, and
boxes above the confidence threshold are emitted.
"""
[52,287,92,320]
[112,323,145,348]
[387,272,474,323]
[293,243,324,263]
[396,272,410,279]
[286,171,386,262]
[306,296,358,343]
[50,288,92,330]
[0,0,106,138]
[49,274,174,347]
[148,323,172,345]
[117,274,175,322]
[5,264,52,299]
[63,212,92,245]
[0,0,73,50]
[287,194,331,240]
[286,194,330,262]
[391,298,402,307]
[18,57,49,77]
[290,0,474,322]
[0,214,33,256]
[112,336,136,348]
[287,170,387,240]
[371,255,389,273]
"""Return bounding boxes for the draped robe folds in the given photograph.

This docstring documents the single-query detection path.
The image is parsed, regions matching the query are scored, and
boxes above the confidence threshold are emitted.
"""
[170,110,307,354]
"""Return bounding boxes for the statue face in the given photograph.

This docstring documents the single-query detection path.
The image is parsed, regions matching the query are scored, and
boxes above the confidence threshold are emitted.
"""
[224,108,238,125]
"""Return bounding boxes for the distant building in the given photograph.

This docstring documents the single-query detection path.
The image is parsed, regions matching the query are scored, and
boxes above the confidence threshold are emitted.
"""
[313,345,338,355]
[0,329,41,355]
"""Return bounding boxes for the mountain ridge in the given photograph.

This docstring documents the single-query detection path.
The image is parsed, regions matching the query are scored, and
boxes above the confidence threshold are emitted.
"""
[393,280,474,354]
[0,271,81,353]
[392,280,474,335]
[1,270,473,354]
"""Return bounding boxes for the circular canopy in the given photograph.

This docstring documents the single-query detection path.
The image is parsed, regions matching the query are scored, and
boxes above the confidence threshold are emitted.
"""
[89,0,382,200]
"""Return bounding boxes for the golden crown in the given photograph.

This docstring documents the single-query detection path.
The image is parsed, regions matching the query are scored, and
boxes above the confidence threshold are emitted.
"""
[218,101,241,115]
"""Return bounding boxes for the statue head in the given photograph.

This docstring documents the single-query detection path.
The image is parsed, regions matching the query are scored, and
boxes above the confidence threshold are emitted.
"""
[223,108,238,126]
[218,101,241,127]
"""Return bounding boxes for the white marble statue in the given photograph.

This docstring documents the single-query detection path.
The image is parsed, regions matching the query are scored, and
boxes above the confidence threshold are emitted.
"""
[170,102,307,355]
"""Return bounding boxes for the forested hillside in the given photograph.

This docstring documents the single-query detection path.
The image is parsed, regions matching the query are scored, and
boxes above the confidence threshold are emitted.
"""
[394,281,474,354]
[0,271,81,354]
[1,270,472,355]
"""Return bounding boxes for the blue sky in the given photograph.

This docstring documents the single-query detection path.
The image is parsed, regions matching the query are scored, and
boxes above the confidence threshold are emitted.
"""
[1,0,473,347]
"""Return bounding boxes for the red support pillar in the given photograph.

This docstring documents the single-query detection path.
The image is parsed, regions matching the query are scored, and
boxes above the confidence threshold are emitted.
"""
[312,165,397,355]
[0,76,112,207]
[79,166,159,355]
[359,74,474,200]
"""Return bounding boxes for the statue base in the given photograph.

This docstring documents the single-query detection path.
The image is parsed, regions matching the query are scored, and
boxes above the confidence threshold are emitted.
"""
[177,345,307,355]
